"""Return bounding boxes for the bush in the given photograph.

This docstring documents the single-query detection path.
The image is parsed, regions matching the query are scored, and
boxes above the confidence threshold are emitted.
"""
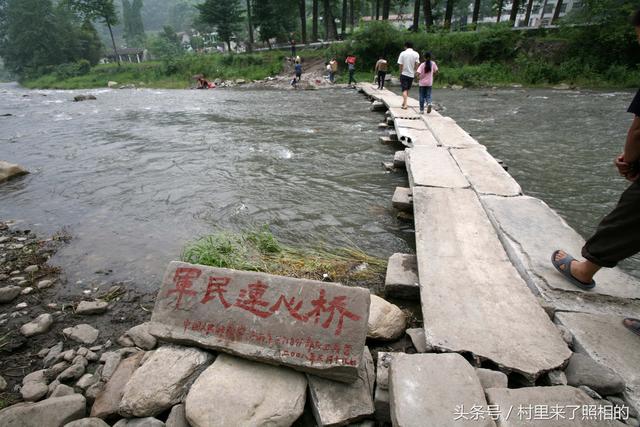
[54,60,91,79]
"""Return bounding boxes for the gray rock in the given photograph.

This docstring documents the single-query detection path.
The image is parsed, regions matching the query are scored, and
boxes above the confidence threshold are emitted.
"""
[46,362,70,380]
[120,323,156,350]
[20,314,54,337]
[64,418,110,427]
[185,354,306,427]
[0,375,6,392]
[23,370,47,385]
[556,324,574,346]
[77,347,88,357]
[62,324,99,345]
[25,265,39,273]
[37,279,54,289]
[374,386,391,424]
[84,381,104,404]
[58,363,85,382]
[547,369,568,386]
[47,380,61,397]
[607,396,639,418]
[0,394,86,427]
[72,355,88,367]
[0,285,21,303]
[100,352,122,381]
[0,160,29,183]
[367,295,406,340]
[566,353,626,396]
[165,404,188,427]
[75,374,98,391]
[44,342,64,367]
[149,261,370,383]
[119,345,213,417]
[75,301,108,315]
[308,347,375,426]
[91,353,145,419]
[405,328,428,353]
[579,385,603,400]
[113,418,165,427]
[475,368,508,389]
[21,381,49,401]
[50,384,75,398]
[389,353,493,427]
[485,386,624,427]
[384,253,419,299]
[625,418,638,426]
[85,350,99,362]
[376,352,396,391]
[62,350,77,362]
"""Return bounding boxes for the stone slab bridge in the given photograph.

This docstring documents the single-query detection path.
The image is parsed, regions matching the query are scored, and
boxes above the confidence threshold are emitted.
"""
[359,82,640,426]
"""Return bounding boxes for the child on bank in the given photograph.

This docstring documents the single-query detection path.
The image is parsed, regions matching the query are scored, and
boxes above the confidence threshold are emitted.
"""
[416,52,438,114]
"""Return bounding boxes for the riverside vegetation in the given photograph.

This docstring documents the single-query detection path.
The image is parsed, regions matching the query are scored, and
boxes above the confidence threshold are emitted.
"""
[20,22,640,90]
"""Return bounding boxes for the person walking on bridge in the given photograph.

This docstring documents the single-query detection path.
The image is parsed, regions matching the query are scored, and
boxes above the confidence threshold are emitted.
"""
[346,54,357,87]
[375,56,388,90]
[397,41,420,110]
[551,9,640,338]
[416,51,438,114]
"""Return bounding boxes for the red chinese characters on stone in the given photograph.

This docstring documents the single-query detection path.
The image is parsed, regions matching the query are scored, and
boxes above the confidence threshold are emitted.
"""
[304,289,362,336]
[234,281,272,318]
[166,267,201,309]
[201,277,232,308]
[269,295,305,320]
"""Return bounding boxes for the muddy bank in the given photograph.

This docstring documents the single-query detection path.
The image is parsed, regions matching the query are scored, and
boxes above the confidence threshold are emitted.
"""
[0,220,154,408]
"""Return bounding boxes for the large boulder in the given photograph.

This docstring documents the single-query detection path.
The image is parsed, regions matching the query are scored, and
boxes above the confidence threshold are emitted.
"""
[64,418,110,427]
[185,354,307,427]
[119,345,213,418]
[0,161,28,183]
[113,418,165,427]
[367,295,407,340]
[165,404,188,427]
[0,394,86,427]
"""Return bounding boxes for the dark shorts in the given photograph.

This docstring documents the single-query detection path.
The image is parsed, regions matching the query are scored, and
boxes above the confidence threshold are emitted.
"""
[400,74,414,92]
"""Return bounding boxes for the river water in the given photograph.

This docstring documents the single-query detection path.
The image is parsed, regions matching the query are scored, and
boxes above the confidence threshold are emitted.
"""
[1,84,638,294]
[0,83,411,292]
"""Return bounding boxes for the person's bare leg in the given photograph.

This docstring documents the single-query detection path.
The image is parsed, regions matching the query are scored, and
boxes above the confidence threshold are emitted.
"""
[554,250,602,283]
[402,90,408,108]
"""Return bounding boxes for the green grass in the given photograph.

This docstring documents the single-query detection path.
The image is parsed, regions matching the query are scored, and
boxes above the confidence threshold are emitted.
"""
[181,226,387,286]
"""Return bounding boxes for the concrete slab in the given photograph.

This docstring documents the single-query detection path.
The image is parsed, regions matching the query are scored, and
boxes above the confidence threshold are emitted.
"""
[379,136,394,145]
[485,386,626,426]
[307,347,375,426]
[397,128,439,147]
[149,262,371,383]
[555,312,640,414]
[393,150,406,169]
[395,118,428,130]
[389,107,421,120]
[413,187,571,378]
[481,195,640,300]
[384,253,419,299]
[451,147,522,197]
[392,187,412,212]
[406,147,470,189]
[389,353,495,427]
[424,116,479,148]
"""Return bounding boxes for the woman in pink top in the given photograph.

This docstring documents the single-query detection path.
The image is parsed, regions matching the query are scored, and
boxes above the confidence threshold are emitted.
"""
[417,52,439,114]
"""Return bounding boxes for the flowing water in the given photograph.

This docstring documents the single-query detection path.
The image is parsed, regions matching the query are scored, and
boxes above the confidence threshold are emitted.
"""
[406,86,640,277]
[1,84,638,296]
[0,83,411,293]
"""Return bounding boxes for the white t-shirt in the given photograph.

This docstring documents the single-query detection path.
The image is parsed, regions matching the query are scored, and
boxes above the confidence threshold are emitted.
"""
[397,48,420,78]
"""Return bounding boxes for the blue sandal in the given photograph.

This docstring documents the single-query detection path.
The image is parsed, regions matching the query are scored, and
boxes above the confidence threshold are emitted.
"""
[551,250,596,290]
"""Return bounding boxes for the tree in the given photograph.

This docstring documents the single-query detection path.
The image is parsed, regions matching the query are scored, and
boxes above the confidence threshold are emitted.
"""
[122,0,144,46]
[197,0,243,52]
[68,0,120,66]
[253,0,296,48]
[312,0,318,40]
[496,0,504,22]
[423,0,433,28]
[323,0,337,40]
[412,0,420,30]
[551,0,562,24]
[472,0,481,24]
[538,0,548,24]
[444,0,454,28]
[509,0,520,24]
[341,0,347,36]
[375,0,380,19]
[148,25,182,60]
[246,0,254,51]
[382,0,390,19]
[299,0,307,43]
[349,0,354,30]
[523,0,534,26]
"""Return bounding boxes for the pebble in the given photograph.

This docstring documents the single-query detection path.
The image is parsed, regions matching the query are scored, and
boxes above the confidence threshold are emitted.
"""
[57,363,86,381]
[0,375,6,392]
[0,285,22,302]
[62,324,100,345]
[25,265,39,273]
[20,381,48,402]
[21,287,33,295]
[15,302,27,309]
[10,270,20,275]
[20,313,54,337]
[37,279,54,289]
[61,350,77,362]
[10,276,25,281]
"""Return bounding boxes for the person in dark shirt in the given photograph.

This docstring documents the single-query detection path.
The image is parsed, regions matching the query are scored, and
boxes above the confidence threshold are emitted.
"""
[551,8,640,337]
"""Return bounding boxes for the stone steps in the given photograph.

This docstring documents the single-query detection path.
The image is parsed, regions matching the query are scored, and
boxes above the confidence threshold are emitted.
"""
[423,115,480,148]
[384,253,419,299]
[393,150,406,169]
[391,187,412,212]
[450,147,522,197]
[406,147,470,189]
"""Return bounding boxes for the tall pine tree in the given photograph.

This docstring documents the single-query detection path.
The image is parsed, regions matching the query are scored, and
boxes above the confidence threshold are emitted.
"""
[197,0,243,52]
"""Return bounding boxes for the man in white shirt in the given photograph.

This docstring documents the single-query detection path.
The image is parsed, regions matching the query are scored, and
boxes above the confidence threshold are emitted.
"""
[397,41,420,109]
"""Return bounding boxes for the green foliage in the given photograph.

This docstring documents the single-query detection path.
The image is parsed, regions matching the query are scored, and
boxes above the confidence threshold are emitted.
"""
[148,25,183,61]
[182,227,387,285]
[122,0,145,47]
[197,0,244,50]
[252,0,297,45]
[54,59,92,79]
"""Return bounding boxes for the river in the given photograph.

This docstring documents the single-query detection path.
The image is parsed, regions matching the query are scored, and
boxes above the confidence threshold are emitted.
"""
[1,84,638,295]
[0,83,411,293]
